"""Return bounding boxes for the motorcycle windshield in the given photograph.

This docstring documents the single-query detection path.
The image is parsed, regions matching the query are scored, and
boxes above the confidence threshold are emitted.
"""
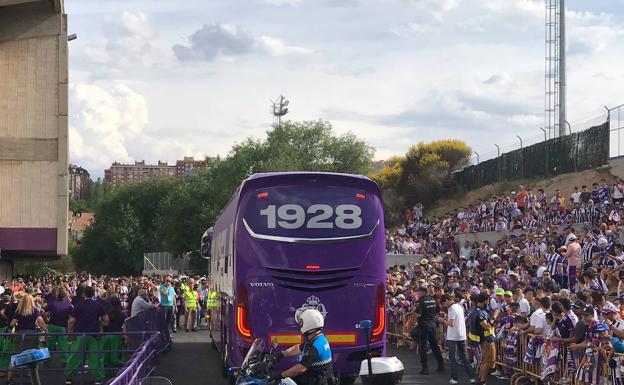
[241,338,265,370]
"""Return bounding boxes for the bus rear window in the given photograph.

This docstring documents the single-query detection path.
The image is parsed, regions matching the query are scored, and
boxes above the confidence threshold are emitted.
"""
[241,185,379,242]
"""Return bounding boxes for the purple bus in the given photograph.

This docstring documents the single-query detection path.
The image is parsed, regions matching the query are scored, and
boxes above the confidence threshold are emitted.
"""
[204,172,386,383]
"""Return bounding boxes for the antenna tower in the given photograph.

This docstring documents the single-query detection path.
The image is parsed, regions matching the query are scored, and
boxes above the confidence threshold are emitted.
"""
[270,95,290,126]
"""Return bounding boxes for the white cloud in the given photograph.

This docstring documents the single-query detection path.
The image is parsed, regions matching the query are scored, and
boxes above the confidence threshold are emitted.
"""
[173,23,312,62]
[265,0,303,5]
[75,10,165,78]
[173,23,255,62]
[389,22,432,37]
[257,36,313,56]
[69,83,197,175]
[65,0,624,174]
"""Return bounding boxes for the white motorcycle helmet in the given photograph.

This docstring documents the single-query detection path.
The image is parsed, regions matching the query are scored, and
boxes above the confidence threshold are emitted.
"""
[294,308,324,334]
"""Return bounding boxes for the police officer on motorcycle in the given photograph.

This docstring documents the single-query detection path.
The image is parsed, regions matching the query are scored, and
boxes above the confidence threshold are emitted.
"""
[414,286,444,375]
[271,308,334,385]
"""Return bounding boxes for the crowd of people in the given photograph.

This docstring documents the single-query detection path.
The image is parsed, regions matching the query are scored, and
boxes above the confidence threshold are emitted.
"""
[0,273,210,385]
[387,179,624,255]
[385,177,624,385]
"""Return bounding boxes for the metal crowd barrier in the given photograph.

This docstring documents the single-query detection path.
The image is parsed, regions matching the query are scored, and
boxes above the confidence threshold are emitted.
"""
[0,330,158,385]
[108,332,161,385]
[386,308,446,356]
[0,307,173,385]
[124,307,172,354]
[386,308,624,385]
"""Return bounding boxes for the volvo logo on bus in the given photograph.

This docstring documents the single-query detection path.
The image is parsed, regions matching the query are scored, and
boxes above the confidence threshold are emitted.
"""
[249,282,274,287]
[298,295,328,318]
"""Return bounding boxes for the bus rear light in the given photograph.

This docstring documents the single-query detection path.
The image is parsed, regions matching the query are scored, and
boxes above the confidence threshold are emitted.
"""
[372,284,385,342]
[257,192,269,199]
[305,265,320,270]
[355,193,366,199]
[237,306,252,338]
[236,284,252,340]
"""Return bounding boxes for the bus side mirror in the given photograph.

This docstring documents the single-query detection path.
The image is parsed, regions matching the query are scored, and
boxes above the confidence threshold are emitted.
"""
[201,227,213,260]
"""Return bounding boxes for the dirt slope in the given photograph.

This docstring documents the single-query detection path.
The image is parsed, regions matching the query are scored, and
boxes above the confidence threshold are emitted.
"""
[428,166,616,217]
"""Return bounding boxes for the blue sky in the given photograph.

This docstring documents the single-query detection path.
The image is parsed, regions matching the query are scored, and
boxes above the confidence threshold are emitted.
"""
[64,0,624,177]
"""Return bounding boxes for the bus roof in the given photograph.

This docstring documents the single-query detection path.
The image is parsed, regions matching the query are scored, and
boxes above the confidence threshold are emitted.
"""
[245,171,373,182]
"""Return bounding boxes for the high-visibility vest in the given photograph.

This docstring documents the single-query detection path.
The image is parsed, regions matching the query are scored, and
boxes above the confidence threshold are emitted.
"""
[207,291,218,308]
[184,288,198,309]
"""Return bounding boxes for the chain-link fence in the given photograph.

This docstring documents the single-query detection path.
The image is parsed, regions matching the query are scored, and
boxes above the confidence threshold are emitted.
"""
[457,121,610,190]
[143,252,190,275]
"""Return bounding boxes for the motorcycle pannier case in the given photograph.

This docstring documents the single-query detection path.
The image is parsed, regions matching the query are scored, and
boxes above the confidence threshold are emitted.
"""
[359,357,404,385]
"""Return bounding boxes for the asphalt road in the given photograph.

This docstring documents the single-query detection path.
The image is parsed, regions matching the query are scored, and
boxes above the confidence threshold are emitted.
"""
[153,327,508,385]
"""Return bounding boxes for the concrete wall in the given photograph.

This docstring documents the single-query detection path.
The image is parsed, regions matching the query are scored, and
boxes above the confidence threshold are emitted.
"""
[454,224,585,246]
[0,0,68,257]
[386,254,424,268]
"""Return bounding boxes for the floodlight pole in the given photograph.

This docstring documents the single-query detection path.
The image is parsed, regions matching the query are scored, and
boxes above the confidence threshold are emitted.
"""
[559,0,567,137]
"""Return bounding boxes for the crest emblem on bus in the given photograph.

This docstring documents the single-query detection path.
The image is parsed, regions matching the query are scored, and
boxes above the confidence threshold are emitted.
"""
[299,295,328,318]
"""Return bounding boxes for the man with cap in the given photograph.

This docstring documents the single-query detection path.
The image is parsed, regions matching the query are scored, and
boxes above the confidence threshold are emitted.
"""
[414,285,444,374]
[570,304,598,352]
[582,233,598,268]
[489,288,505,320]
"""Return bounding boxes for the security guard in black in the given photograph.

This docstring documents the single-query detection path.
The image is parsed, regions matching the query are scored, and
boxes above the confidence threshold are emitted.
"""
[414,286,444,374]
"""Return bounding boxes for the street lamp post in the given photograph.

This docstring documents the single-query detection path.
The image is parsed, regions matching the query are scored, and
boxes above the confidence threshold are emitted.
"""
[540,127,547,141]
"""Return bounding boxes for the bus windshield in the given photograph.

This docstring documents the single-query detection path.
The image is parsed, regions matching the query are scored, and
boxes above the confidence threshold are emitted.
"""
[241,185,380,242]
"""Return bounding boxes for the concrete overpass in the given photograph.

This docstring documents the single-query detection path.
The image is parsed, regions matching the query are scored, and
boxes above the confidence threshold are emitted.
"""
[0,0,69,277]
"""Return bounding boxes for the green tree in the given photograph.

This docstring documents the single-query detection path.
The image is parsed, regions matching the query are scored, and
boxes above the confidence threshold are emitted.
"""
[399,139,471,206]
[69,198,89,215]
[261,121,374,174]
[75,177,177,275]
[369,156,405,190]
[76,120,376,275]
[157,120,375,257]
[85,178,112,211]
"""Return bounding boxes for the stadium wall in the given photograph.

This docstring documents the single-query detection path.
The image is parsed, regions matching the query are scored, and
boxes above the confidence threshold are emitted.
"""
[0,0,68,262]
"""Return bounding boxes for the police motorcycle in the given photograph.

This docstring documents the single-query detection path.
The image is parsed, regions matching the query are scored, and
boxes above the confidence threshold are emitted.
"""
[235,338,297,385]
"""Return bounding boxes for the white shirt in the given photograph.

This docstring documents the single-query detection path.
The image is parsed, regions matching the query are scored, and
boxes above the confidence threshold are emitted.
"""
[519,297,531,316]
[530,308,548,336]
[446,303,467,341]
[570,192,582,204]
[460,247,472,258]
